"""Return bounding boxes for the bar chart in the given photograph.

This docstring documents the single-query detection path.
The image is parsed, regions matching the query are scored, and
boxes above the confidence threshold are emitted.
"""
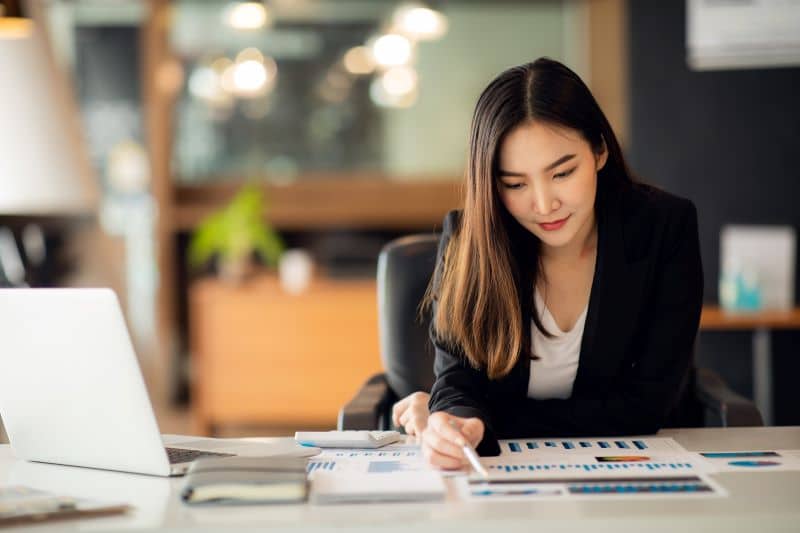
[499,437,680,456]
[487,461,696,475]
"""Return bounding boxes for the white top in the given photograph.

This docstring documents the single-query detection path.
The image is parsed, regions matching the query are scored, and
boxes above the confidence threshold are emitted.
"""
[527,289,587,399]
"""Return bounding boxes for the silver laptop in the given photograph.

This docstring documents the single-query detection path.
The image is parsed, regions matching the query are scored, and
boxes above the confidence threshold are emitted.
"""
[0,288,241,476]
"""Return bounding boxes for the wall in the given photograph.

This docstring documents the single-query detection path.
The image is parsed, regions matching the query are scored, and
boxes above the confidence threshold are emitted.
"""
[628,0,800,424]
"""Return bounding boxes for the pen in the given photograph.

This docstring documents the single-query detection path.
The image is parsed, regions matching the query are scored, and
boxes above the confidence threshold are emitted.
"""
[449,420,489,480]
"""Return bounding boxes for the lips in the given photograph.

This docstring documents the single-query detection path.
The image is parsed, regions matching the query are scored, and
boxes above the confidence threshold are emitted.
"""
[538,215,570,231]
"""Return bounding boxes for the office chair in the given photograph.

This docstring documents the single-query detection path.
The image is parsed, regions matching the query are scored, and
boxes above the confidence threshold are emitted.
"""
[338,234,764,431]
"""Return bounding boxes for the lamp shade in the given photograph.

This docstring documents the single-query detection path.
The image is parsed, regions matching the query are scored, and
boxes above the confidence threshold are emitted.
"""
[0,18,97,216]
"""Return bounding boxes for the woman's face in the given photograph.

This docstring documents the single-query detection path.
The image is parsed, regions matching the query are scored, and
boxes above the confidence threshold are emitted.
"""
[497,120,606,252]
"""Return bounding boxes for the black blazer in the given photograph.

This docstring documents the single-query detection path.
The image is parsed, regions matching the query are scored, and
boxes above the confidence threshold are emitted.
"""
[428,179,704,456]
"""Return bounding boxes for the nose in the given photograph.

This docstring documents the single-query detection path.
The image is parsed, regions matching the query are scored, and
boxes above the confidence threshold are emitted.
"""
[532,184,560,216]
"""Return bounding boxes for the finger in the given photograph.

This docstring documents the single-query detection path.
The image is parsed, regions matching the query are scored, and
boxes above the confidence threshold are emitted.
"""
[398,409,410,428]
[404,420,418,436]
[423,442,467,470]
[391,398,410,426]
[430,414,469,447]
[423,426,466,460]
[460,418,484,446]
[401,403,424,424]
[413,413,429,435]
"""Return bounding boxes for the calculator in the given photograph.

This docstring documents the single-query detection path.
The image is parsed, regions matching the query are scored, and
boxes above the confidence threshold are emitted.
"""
[294,430,403,448]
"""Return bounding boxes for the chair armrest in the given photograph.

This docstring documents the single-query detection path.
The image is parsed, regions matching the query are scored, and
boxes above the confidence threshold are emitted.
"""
[695,367,764,427]
[337,373,395,430]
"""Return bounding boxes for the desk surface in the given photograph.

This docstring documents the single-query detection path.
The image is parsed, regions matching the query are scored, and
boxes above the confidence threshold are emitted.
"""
[2,427,799,532]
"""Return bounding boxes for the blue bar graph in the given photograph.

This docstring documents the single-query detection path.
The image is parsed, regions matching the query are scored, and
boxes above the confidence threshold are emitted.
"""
[489,462,695,474]
[307,461,336,472]
[501,438,663,454]
[567,480,711,495]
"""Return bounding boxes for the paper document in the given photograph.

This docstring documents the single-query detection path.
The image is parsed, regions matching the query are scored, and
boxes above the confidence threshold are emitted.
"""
[693,449,800,472]
[459,474,727,501]
[307,442,429,476]
[496,437,685,456]
[310,471,446,504]
[480,438,709,480]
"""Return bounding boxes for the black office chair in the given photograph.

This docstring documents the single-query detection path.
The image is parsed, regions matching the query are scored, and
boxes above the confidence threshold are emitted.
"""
[338,234,764,431]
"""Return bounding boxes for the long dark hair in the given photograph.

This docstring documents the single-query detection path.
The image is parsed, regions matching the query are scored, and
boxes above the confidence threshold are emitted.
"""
[428,57,635,379]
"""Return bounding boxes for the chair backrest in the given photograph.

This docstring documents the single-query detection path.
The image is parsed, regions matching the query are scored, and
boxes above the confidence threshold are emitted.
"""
[377,234,439,400]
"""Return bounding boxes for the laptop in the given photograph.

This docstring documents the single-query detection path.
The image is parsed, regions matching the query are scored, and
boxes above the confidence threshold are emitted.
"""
[0,288,247,476]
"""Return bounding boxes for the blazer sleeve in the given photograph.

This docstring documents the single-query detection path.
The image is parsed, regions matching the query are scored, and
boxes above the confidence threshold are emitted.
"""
[427,212,502,456]
[504,200,704,437]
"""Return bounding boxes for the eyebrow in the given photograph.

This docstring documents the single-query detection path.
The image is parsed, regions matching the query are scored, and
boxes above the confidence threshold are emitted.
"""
[498,153,577,177]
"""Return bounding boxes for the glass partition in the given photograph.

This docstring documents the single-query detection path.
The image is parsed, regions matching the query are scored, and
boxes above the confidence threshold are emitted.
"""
[169,0,573,184]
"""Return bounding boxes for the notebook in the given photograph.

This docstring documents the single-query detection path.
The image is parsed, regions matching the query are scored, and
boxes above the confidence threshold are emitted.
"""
[0,486,129,527]
[310,471,446,504]
[181,457,309,505]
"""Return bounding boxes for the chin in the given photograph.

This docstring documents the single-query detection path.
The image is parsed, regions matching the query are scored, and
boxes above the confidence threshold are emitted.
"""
[534,228,577,248]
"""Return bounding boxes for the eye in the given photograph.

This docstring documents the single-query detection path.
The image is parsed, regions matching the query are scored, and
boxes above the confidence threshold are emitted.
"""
[501,182,525,190]
[554,167,576,180]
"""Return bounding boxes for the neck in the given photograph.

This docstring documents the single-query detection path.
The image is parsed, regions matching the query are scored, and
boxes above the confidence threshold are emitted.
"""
[541,210,597,263]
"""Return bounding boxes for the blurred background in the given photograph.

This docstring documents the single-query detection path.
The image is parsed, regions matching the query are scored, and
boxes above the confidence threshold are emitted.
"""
[0,0,798,439]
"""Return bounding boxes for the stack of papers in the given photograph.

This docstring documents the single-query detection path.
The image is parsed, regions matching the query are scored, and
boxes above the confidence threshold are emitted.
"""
[310,471,446,504]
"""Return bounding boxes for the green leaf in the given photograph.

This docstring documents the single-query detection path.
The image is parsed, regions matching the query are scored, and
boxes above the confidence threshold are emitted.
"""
[187,184,285,272]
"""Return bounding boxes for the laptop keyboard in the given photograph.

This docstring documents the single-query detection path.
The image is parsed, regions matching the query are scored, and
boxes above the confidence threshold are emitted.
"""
[165,447,235,464]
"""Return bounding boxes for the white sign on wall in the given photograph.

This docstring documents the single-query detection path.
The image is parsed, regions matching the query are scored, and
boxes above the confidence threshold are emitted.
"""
[687,0,800,70]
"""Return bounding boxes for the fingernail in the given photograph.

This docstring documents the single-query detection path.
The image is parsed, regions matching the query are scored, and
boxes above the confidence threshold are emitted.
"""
[455,437,466,447]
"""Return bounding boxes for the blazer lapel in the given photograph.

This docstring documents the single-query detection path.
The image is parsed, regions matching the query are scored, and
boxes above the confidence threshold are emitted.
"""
[573,183,648,394]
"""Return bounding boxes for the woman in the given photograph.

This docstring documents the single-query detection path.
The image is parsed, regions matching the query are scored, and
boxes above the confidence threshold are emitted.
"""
[392,58,703,469]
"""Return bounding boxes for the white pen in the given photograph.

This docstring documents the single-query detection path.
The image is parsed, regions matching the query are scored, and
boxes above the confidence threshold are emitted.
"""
[449,420,489,479]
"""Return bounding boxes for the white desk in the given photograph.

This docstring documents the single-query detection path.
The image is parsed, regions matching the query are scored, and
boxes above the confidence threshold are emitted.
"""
[2,427,799,532]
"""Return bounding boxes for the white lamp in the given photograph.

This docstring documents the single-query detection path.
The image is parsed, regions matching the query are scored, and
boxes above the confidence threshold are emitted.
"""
[0,17,97,216]
[0,17,97,287]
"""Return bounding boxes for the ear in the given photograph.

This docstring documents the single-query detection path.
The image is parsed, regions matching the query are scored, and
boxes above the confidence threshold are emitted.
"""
[595,140,608,172]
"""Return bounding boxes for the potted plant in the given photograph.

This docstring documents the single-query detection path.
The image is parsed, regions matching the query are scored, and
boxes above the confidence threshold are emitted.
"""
[188,185,284,284]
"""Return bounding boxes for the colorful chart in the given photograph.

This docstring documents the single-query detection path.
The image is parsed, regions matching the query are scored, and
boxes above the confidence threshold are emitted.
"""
[700,451,779,459]
[567,476,714,495]
[465,475,722,500]
[471,486,563,498]
[596,456,651,462]
[727,460,781,468]
[503,438,676,454]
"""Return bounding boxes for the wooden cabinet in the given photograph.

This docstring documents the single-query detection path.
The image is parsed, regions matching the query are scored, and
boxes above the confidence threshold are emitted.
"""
[189,274,381,435]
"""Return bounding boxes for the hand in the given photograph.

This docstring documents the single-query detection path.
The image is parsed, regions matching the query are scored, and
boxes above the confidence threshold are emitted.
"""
[391,391,430,436]
[421,411,484,470]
